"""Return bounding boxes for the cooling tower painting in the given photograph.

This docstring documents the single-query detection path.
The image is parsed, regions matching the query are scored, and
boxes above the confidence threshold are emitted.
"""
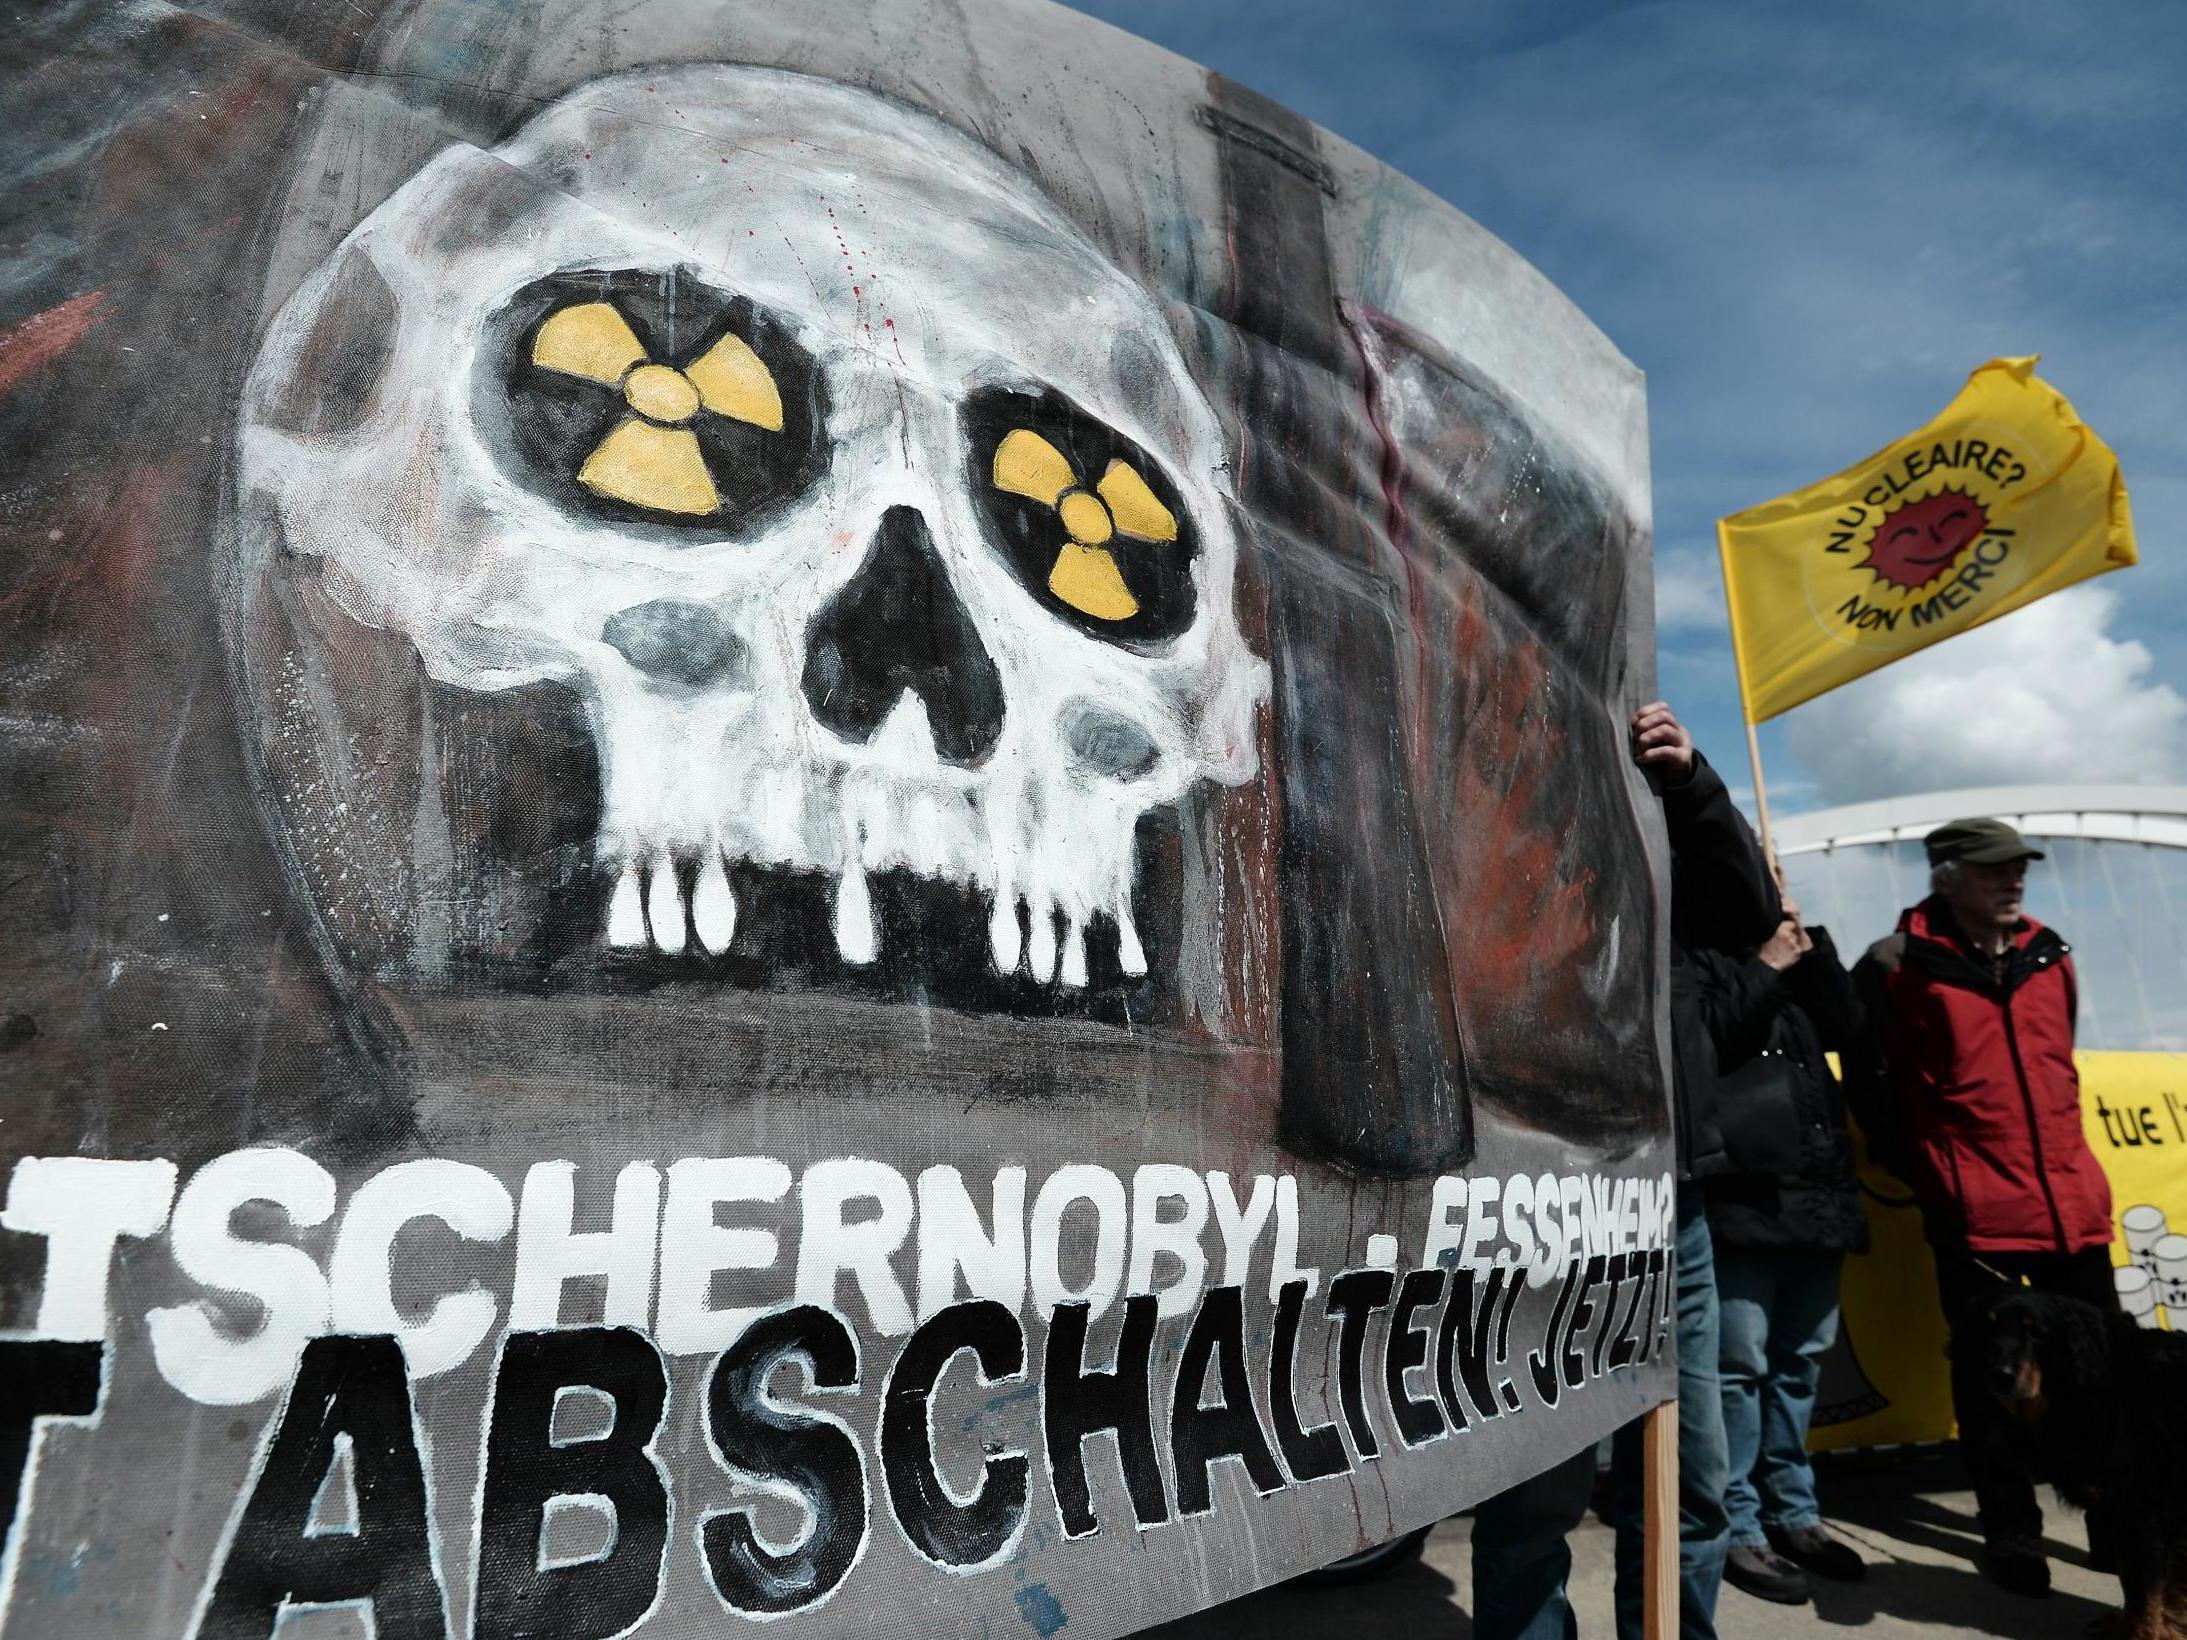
[0,2,1670,1634]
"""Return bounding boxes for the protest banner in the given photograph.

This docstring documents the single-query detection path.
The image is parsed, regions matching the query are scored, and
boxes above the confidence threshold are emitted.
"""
[0,3,1674,1634]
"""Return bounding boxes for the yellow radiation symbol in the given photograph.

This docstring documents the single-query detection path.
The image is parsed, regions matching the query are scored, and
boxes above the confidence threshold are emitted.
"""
[529,301,784,516]
[990,430,1178,621]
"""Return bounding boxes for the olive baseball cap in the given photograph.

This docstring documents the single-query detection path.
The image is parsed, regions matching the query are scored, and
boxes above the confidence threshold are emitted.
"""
[1923,817,2045,866]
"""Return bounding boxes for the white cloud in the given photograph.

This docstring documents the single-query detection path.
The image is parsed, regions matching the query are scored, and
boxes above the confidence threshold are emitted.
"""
[1784,587,2187,804]
[1652,545,1725,632]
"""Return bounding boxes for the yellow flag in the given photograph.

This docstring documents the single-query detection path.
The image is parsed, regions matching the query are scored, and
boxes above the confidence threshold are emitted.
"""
[1717,357,2137,722]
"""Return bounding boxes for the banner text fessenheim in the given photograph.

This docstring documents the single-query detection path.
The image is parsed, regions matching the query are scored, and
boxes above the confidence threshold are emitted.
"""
[0,1152,1674,1637]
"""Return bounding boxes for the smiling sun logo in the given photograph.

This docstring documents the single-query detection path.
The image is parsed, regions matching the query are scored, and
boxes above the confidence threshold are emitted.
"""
[1859,486,1990,592]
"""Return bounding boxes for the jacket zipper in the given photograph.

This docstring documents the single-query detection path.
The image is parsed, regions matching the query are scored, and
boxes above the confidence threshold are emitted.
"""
[1999,963,2069,1249]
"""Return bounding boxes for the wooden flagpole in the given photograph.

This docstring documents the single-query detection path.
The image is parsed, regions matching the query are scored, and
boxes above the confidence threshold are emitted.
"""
[1743,712,1777,861]
[1643,1401,1679,1640]
[1718,518,1777,861]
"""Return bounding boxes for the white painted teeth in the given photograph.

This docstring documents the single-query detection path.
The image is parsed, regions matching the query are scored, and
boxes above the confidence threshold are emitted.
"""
[607,864,647,949]
[834,863,878,966]
[1026,903,1057,984]
[646,852,685,954]
[985,892,1136,988]
[989,889,1024,976]
[692,855,737,956]
[607,855,736,956]
[1116,911,1147,979]
[606,854,1139,985]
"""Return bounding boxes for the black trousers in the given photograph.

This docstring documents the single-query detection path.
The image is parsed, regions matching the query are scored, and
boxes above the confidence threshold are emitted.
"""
[1930,1240,2118,1544]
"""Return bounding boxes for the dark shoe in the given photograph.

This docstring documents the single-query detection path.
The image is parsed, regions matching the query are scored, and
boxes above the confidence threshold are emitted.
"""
[1769,1523,1866,1583]
[1725,1544,1812,1605]
[1980,1537,2051,1598]
[2085,1511,2116,1575]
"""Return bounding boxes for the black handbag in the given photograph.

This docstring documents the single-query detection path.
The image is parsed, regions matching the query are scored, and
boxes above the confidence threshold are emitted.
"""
[1716,1039,1810,1177]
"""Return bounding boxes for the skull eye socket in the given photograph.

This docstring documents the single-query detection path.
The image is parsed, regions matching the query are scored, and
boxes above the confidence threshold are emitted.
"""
[964,386,1197,644]
[476,267,828,539]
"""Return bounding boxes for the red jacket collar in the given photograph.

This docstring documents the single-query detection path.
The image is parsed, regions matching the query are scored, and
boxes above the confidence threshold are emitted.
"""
[1901,895,2044,955]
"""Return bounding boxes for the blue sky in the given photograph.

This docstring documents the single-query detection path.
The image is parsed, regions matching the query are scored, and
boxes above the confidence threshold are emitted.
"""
[1068,0,2187,817]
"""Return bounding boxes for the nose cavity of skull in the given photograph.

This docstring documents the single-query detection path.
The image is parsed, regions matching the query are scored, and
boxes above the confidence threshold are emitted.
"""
[1061,702,1160,782]
[800,505,1004,767]
[602,599,750,690]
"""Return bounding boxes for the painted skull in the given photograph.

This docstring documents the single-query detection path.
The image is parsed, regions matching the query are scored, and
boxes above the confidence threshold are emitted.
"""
[235,66,1267,991]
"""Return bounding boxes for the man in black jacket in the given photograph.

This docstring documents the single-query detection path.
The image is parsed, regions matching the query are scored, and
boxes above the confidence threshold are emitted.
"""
[1704,873,1870,1606]
[1609,702,1784,1640]
[1652,703,1785,1182]
[1473,702,1778,1640]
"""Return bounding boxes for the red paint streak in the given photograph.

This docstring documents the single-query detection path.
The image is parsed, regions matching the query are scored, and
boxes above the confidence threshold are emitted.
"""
[1349,316,1413,564]
[1340,304,1599,1063]
[824,209,872,340]
[1342,303,1437,778]
[1443,583,1594,1032]
[1,466,170,628]
[0,291,107,398]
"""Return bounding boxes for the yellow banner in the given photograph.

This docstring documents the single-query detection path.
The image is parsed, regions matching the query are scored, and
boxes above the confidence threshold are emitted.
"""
[1718,357,2136,723]
[1814,1051,2187,1451]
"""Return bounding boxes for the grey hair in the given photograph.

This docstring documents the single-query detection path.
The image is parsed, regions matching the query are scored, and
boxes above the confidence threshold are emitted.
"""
[1930,859,1966,892]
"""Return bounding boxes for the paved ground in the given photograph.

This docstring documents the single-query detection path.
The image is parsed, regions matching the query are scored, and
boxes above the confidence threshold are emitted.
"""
[1145,1449,2118,1638]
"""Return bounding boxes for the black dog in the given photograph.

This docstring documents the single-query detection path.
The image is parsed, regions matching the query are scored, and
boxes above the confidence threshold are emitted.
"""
[1975,1288,2187,1637]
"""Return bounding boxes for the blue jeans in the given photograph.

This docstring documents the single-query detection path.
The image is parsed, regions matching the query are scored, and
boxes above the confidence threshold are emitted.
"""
[1472,1190,1728,1640]
[1612,1189,1729,1640]
[1471,1445,1596,1640]
[1715,1246,1842,1547]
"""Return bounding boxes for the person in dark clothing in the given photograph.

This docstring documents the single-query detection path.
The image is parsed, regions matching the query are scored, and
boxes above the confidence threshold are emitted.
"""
[1658,714,1786,1183]
[1703,870,1869,1606]
[1848,817,2115,1600]
[1612,706,1784,1640]
[1472,701,1779,1640]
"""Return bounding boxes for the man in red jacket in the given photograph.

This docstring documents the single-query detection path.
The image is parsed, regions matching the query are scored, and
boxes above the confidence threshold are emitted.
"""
[1852,817,2115,1599]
